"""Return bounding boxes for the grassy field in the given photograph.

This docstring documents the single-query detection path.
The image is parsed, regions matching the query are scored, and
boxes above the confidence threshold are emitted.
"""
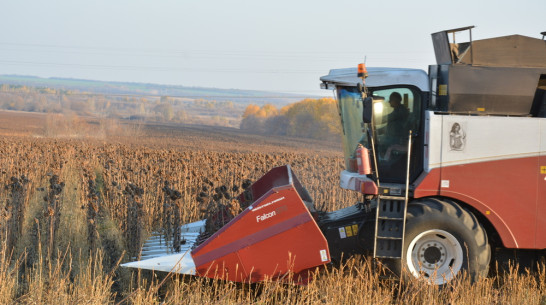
[0,110,545,304]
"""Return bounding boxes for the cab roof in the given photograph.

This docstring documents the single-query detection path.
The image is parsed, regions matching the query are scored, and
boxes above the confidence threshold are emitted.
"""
[320,67,429,91]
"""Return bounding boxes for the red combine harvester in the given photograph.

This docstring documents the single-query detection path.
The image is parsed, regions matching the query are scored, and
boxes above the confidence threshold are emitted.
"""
[123,27,546,285]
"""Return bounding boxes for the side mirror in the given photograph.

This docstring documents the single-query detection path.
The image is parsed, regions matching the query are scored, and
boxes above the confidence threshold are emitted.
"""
[357,83,364,93]
[362,97,372,123]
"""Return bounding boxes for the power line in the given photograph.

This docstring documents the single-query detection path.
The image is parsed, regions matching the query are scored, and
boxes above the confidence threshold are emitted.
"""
[0,41,406,54]
[0,60,332,74]
[0,89,323,100]
[0,42,430,59]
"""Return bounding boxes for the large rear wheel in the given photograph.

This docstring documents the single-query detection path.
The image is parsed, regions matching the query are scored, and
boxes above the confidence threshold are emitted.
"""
[397,198,490,285]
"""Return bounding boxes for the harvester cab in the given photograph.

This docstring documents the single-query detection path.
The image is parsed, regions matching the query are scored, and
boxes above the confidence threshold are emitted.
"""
[320,66,428,186]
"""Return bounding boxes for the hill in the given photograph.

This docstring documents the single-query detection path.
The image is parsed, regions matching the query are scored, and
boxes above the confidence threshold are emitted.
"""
[0,75,324,128]
[0,74,315,107]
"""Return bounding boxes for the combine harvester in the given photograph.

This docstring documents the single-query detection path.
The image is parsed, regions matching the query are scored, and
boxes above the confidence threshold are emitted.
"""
[123,27,546,285]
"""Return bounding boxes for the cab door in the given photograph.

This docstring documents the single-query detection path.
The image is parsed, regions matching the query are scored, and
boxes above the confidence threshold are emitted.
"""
[369,86,425,183]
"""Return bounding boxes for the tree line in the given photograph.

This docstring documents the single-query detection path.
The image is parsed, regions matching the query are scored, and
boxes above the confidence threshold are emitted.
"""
[240,98,341,140]
[0,84,243,127]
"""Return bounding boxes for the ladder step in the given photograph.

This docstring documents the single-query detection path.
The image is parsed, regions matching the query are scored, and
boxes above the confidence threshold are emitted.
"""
[378,195,405,200]
[375,240,403,258]
[376,236,403,240]
[377,199,406,218]
[375,255,403,259]
[377,216,404,221]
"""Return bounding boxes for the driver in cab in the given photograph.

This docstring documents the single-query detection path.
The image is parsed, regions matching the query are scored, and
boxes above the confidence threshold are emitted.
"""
[382,92,409,160]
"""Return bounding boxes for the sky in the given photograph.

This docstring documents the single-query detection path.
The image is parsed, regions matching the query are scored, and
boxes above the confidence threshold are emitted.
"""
[1,0,544,96]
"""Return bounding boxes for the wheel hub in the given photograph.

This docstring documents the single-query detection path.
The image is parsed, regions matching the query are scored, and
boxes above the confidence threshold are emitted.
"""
[407,229,464,285]
[423,245,442,264]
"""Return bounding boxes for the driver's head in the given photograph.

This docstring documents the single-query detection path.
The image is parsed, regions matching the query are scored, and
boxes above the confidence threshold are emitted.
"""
[389,92,402,107]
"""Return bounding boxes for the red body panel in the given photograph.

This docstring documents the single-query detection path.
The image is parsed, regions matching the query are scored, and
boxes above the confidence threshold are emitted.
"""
[537,154,546,247]
[415,156,539,249]
[192,166,330,283]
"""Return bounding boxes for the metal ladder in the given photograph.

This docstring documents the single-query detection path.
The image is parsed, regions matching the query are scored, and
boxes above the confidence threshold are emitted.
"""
[373,196,408,259]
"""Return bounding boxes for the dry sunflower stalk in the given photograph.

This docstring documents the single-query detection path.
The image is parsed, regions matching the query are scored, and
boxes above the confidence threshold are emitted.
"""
[192,178,254,246]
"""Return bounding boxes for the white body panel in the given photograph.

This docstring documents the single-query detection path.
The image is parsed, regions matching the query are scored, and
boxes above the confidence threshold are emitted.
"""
[339,170,374,191]
[542,120,546,153]
[340,170,364,191]
[426,111,542,169]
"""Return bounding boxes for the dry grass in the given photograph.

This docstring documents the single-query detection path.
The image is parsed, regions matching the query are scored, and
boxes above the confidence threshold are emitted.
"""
[0,112,545,304]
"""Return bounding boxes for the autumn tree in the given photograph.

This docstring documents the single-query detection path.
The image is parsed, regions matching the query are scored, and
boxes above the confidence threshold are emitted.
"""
[282,98,340,138]
[240,98,340,140]
[242,104,261,118]
[240,104,280,133]
[258,104,278,117]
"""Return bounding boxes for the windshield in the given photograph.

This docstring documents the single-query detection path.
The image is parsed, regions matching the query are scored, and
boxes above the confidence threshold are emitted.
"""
[336,87,367,170]
[336,86,423,181]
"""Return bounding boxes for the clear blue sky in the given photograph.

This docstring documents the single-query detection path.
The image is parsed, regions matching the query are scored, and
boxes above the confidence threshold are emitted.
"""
[1,0,544,95]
